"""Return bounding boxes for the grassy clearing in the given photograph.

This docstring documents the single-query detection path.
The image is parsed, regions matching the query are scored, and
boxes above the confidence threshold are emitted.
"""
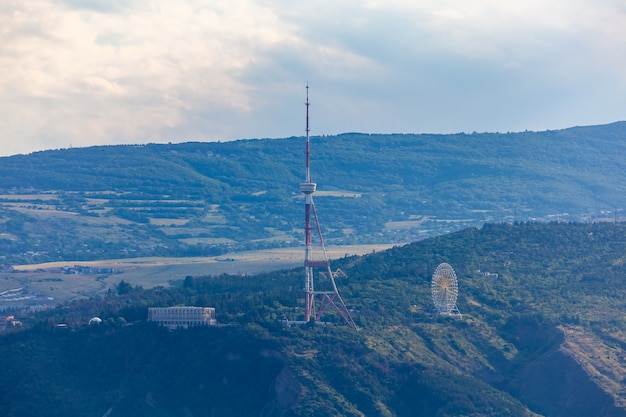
[385,220,426,230]
[0,193,59,201]
[149,218,189,226]
[314,190,362,198]
[178,237,234,245]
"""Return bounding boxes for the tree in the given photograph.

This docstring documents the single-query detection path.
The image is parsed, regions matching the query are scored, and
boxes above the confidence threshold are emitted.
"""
[116,280,132,295]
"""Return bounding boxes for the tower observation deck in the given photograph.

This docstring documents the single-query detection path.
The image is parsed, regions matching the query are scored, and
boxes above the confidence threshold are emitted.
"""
[299,86,357,329]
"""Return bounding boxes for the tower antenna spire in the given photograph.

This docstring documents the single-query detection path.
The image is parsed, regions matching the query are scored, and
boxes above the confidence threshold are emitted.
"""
[299,85,357,329]
[305,83,311,183]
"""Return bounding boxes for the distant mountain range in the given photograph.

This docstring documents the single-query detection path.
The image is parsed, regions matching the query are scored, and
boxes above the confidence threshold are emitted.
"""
[1,121,625,264]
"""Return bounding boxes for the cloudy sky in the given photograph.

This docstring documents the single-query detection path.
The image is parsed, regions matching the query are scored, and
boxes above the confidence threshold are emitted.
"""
[1,0,625,156]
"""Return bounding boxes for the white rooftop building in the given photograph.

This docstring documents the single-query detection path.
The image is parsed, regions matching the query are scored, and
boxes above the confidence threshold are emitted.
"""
[148,306,216,328]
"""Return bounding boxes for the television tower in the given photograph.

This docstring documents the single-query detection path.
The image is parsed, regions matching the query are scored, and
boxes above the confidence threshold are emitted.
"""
[299,85,357,329]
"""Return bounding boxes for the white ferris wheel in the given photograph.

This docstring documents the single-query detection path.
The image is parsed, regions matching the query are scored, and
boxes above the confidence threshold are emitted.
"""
[431,263,461,315]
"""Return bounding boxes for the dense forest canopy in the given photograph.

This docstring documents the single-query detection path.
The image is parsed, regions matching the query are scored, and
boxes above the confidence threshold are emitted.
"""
[1,221,626,416]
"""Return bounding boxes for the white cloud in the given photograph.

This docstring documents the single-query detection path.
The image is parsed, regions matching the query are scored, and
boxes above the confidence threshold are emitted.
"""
[0,0,297,154]
[0,0,625,155]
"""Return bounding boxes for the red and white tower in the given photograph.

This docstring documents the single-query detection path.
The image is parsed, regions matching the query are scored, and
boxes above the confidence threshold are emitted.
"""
[299,86,357,329]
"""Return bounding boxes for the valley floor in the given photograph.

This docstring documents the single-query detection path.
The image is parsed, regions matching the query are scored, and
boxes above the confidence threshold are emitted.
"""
[1,244,396,308]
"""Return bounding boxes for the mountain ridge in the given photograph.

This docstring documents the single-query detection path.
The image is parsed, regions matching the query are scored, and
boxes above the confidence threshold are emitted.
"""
[1,121,626,265]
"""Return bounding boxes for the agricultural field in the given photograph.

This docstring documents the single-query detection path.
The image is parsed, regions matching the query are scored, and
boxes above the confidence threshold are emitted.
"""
[1,244,394,308]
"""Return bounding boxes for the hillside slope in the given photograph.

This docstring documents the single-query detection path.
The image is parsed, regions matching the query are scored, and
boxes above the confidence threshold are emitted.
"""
[1,222,626,416]
[1,122,626,264]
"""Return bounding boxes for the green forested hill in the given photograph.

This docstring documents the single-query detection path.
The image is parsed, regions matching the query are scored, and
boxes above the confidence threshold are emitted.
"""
[1,221,626,416]
[1,122,626,264]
